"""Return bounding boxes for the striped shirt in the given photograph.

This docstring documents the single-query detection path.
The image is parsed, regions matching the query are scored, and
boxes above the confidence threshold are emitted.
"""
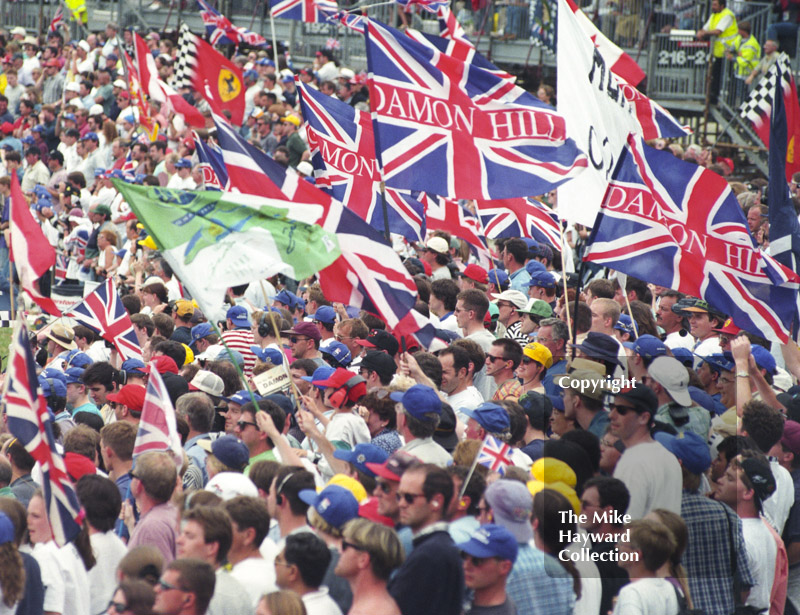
[221,329,257,376]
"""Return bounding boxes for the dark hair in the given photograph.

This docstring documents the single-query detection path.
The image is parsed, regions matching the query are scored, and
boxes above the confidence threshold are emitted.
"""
[504,238,528,264]
[283,533,331,589]
[241,400,286,448]
[446,465,486,516]
[247,460,281,495]
[560,430,601,474]
[451,339,486,375]
[6,440,34,473]
[741,400,785,453]
[152,313,174,339]
[182,506,233,564]
[130,314,155,337]
[582,476,630,514]
[223,496,271,546]
[491,338,523,370]
[289,358,317,377]
[166,559,216,615]
[153,340,186,368]
[533,489,581,599]
[117,580,156,615]
[412,351,443,389]
[438,345,470,377]
[585,279,615,299]
[122,294,142,315]
[457,289,489,321]
[430,279,459,312]
[416,464,454,512]
[272,467,316,516]
[361,392,396,431]
[76,474,122,532]
[717,435,754,464]
[141,283,168,304]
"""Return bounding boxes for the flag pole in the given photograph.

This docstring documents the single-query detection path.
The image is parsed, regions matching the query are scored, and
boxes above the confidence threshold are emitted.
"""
[259,280,303,404]
[8,269,14,323]
[458,435,484,500]
[269,10,279,65]
[558,224,572,342]
[379,182,391,243]
[570,260,585,360]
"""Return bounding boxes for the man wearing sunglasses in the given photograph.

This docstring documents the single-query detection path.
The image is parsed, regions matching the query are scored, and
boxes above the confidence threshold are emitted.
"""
[284,322,324,366]
[388,464,464,615]
[609,383,682,519]
[153,559,216,615]
[457,525,518,615]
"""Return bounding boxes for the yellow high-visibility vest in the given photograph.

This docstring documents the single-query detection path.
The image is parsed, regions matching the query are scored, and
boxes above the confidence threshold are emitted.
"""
[710,7,738,58]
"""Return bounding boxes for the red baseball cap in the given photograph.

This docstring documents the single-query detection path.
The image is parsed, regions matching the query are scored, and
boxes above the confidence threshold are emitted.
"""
[106,384,146,412]
[461,263,488,284]
[144,355,179,375]
[713,318,741,335]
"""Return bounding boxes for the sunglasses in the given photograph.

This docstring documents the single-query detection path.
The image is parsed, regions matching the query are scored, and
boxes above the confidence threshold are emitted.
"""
[237,420,257,430]
[107,602,128,613]
[289,336,309,344]
[460,552,495,566]
[486,355,507,363]
[608,403,635,416]
[157,579,182,592]
[521,357,534,364]
[396,491,426,504]
[376,480,393,494]
[341,540,365,552]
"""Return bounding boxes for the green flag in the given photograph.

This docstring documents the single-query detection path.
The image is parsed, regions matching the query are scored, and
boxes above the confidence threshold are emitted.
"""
[113,182,340,312]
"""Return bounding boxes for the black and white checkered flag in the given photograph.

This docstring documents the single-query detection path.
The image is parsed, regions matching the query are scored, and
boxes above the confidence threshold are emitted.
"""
[173,23,199,91]
[740,52,792,127]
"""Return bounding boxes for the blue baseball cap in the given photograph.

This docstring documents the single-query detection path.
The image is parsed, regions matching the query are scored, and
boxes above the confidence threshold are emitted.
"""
[0,513,15,546]
[548,394,565,411]
[312,305,336,325]
[390,384,442,421]
[33,185,50,199]
[321,340,352,367]
[191,322,213,343]
[174,157,192,169]
[256,58,275,67]
[302,365,336,388]
[333,443,389,477]
[63,112,76,121]
[274,290,299,310]
[31,124,45,133]
[487,269,508,288]
[64,366,85,385]
[527,271,556,289]
[80,131,98,141]
[199,435,249,471]
[225,389,262,406]
[243,69,258,80]
[614,314,635,336]
[457,524,518,564]
[39,373,67,397]
[525,260,547,276]
[298,484,359,530]
[460,402,510,434]
[20,136,34,145]
[226,305,251,328]
[751,345,777,375]
[671,347,694,368]
[688,386,727,416]
[700,353,734,373]
[654,430,711,475]
[623,334,668,363]
[65,349,93,368]
[121,358,147,374]
[250,346,283,365]
[522,238,539,251]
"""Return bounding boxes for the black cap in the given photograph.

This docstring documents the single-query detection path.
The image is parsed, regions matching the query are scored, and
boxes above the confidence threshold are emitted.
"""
[740,457,776,503]
[614,382,658,416]
[357,329,399,357]
[433,403,458,452]
[360,350,397,383]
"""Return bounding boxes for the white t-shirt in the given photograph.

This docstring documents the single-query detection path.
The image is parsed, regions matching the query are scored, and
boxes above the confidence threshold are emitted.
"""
[447,386,485,422]
[230,557,277,609]
[55,542,91,615]
[613,441,682,519]
[324,412,371,450]
[30,542,65,614]
[466,329,497,353]
[209,569,254,615]
[763,460,794,534]
[612,578,679,615]
[301,587,343,615]
[664,330,694,351]
[742,517,777,611]
[88,531,128,615]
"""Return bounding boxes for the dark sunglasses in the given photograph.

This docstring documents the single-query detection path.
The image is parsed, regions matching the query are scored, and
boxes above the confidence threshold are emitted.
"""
[486,355,507,363]
[396,491,426,504]
[521,357,534,364]
[237,420,257,430]
[376,481,393,494]
[107,602,128,613]
[157,578,182,591]
[460,552,495,566]
[341,540,365,552]
[289,336,309,344]
[608,403,635,416]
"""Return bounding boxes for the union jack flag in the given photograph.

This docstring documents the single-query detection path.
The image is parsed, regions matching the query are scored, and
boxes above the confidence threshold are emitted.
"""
[477,434,513,475]
[584,134,800,344]
[120,152,137,179]
[297,81,425,241]
[324,10,365,33]
[396,0,449,14]
[477,197,562,249]
[5,320,83,546]
[49,5,64,32]
[423,194,491,267]
[133,367,183,466]
[194,136,226,190]
[364,18,587,200]
[54,252,68,283]
[65,278,142,360]
[211,113,435,346]
[197,0,268,47]
[325,38,341,50]
[269,0,338,23]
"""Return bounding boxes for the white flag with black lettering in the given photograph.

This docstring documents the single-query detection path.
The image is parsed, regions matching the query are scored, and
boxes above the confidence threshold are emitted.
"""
[556,0,639,228]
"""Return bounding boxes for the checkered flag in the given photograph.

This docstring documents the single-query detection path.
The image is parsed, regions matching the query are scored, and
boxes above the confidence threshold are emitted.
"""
[740,52,793,141]
[173,23,199,91]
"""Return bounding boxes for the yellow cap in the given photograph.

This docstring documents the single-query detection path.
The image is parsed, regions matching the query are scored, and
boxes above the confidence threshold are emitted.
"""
[325,474,367,503]
[523,342,553,369]
[531,457,577,488]
[527,481,581,515]
[138,236,157,250]
[181,344,194,365]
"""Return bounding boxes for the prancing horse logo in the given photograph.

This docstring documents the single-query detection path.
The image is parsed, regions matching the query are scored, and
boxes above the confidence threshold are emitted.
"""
[218,68,241,102]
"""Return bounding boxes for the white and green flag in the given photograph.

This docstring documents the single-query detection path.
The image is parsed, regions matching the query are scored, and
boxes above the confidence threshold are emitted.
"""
[113,182,340,312]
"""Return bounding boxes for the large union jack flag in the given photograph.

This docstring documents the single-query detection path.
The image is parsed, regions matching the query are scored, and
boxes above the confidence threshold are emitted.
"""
[584,134,800,344]
[210,113,435,347]
[477,197,562,249]
[6,320,83,546]
[269,0,337,22]
[364,18,587,201]
[65,278,142,361]
[133,367,183,466]
[396,0,449,14]
[197,0,268,47]
[297,81,425,241]
[477,434,513,475]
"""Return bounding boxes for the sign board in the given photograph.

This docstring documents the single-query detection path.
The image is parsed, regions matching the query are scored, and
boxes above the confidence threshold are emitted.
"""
[252,365,292,396]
